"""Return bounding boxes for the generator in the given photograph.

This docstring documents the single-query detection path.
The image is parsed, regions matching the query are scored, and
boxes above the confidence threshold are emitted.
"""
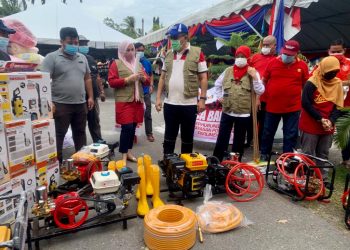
[159,153,208,199]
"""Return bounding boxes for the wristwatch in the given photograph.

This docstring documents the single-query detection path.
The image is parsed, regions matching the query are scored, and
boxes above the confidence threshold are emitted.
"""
[199,96,207,100]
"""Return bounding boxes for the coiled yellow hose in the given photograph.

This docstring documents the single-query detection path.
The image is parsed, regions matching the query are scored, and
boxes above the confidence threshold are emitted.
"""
[196,202,243,233]
[144,205,197,250]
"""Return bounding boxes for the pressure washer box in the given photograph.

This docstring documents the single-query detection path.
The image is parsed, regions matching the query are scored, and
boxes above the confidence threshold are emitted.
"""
[25,72,52,120]
[5,119,34,177]
[35,159,60,192]
[32,119,57,163]
[11,165,36,209]
[0,72,28,122]
[0,181,15,224]
[0,120,10,186]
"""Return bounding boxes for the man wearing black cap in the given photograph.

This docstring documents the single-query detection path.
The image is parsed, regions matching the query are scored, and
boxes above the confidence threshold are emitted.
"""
[42,27,94,163]
[155,23,208,155]
[0,19,16,61]
[78,35,105,143]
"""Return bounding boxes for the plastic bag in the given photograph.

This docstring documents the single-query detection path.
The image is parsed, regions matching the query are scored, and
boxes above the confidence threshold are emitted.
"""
[196,184,253,233]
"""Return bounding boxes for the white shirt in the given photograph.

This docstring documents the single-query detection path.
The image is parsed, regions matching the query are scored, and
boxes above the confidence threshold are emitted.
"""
[162,44,208,105]
[214,68,264,117]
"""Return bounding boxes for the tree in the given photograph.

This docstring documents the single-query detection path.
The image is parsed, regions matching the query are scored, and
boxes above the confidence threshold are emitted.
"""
[151,16,163,32]
[21,0,83,10]
[104,16,139,39]
[215,32,261,53]
[0,0,21,16]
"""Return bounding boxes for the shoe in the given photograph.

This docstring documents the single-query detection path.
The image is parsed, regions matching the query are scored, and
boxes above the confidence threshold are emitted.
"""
[147,134,155,142]
[127,153,137,162]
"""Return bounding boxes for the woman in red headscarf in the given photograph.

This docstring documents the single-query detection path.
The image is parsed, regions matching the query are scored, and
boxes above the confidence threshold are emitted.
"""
[108,41,150,163]
[213,46,265,161]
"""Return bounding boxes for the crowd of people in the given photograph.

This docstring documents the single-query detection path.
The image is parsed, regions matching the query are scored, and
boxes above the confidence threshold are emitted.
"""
[40,23,350,181]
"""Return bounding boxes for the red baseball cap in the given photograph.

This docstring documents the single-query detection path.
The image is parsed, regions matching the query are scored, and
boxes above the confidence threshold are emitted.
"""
[281,40,300,56]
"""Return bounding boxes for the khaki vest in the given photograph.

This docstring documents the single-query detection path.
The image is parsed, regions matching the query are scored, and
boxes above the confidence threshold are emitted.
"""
[164,46,201,98]
[222,67,252,114]
[114,59,144,102]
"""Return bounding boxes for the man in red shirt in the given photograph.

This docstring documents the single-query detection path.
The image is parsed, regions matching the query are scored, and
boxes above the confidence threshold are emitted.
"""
[250,35,277,146]
[260,40,309,160]
[328,39,350,166]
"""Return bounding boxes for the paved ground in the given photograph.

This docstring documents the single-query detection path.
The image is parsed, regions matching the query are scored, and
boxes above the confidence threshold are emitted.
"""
[40,90,350,250]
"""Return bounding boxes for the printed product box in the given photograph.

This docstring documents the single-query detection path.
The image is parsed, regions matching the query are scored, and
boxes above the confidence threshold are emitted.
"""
[5,119,34,177]
[36,159,60,192]
[11,166,36,210]
[32,119,57,163]
[25,72,52,120]
[0,181,15,224]
[0,72,28,122]
[0,121,10,186]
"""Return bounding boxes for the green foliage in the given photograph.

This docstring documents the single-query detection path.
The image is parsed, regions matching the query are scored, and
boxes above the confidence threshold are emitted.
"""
[335,111,350,149]
[0,0,21,16]
[207,55,234,61]
[215,32,260,52]
[152,16,163,32]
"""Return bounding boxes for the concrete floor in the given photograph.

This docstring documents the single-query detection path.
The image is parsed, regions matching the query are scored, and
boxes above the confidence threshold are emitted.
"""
[40,91,350,250]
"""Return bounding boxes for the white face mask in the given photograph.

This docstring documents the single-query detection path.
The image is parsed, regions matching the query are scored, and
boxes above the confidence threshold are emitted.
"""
[235,57,247,68]
[261,47,271,55]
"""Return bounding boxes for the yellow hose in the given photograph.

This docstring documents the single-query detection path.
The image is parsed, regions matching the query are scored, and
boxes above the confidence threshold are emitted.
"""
[196,202,243,233]
[144,205,197,250]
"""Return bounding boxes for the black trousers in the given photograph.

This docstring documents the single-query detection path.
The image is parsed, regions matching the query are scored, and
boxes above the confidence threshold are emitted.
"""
[53,102,87,163]
[144,93,153,136]
[87,99,103,143]
[163,103,197,154]
[119,123,137,153]
[213,113,250,161]
[257,101,266,147]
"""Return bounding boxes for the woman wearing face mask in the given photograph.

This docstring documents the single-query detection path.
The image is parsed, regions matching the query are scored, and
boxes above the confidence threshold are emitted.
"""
[299,56,343,177]
[108,41,150,163]
[213,46,265,161]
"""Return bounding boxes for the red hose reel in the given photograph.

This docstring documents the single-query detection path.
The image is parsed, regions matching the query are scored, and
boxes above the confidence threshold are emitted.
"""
[275,153,324,201]
[53,192,89,230]
[222,160,264,202]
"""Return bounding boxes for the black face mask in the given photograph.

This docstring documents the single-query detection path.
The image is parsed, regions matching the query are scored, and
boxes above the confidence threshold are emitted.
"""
[323,71,338,81]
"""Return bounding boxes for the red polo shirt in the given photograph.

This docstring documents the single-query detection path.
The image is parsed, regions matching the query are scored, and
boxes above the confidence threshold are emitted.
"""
[263,56,309,113]
[338,57,350,106]
[250,53,276,102]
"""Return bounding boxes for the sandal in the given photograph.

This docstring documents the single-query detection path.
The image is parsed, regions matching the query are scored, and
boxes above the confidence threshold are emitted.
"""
[127,153,137,162]
[147,134,155,142]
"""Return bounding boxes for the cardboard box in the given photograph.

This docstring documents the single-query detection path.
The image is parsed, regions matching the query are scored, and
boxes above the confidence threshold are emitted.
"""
[0,72,52,122]
[5,119,34,177]
[0,72,28,122]
[32,119,57,163]
[25,72,52,120]
[0,117,10,186]
[0,181,15,224]
[36,159,60,192]
[11,166,36,210]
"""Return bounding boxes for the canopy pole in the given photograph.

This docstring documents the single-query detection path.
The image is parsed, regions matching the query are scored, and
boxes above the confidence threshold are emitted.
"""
[239,14,263,39]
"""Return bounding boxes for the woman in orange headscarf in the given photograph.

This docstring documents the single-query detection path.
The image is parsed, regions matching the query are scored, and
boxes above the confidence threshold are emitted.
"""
[108,41,150,163]
[299,56,343,178]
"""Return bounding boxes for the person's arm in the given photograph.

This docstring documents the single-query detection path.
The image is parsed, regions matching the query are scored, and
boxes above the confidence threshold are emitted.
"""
[329,105,342,124]
[149,74,154,93]
[214,70,225,101]
[197,52,208,113]
[155,71,166,112]
[248,68,265,95]
[301,81,322,121]
[96,74,105,102]
[85,72,94,110]
[41,53,54,78]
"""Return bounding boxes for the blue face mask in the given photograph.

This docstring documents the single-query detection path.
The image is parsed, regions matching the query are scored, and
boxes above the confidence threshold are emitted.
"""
[0,37,9,53]
[64,44,78,56]
[281,54,295,64]
[79,46,89,55]
[136,51,144,58]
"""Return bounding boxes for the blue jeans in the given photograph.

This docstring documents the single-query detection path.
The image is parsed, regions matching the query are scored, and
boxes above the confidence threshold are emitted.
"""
[260,111,300,155]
